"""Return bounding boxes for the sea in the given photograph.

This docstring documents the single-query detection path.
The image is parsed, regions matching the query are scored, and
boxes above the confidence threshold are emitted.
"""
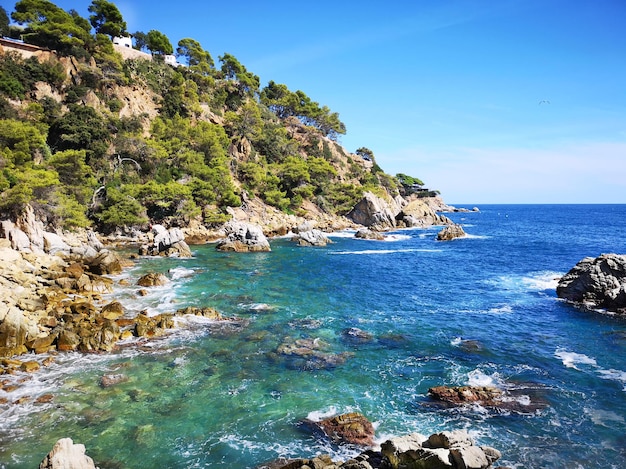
[1,204,625,468]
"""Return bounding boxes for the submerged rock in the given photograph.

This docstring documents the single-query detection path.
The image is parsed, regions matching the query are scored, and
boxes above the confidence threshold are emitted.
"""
[556,253,626,314]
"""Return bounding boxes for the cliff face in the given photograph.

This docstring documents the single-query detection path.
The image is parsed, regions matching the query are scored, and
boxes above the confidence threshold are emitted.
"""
[0,37,446,239]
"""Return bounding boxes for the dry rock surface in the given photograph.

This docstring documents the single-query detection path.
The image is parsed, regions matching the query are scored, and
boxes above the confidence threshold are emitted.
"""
[557,253,626,314]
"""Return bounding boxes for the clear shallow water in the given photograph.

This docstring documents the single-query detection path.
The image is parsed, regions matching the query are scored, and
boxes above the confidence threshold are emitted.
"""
[1,205,626,468]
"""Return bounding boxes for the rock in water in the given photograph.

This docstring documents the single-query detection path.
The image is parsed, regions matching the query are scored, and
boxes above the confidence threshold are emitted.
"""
[292,229,331,247]
[39,438,97,469]
[308,412,375,447]
[437,224,466,241]
[216,221,271,252]
[347,192,398,231]
[557,253,626,313]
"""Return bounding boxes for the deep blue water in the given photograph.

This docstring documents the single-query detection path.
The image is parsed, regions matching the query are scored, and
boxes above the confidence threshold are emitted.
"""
[1,204,625,468]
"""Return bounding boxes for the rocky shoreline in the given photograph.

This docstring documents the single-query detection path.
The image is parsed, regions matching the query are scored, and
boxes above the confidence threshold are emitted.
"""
[0,196,508,469]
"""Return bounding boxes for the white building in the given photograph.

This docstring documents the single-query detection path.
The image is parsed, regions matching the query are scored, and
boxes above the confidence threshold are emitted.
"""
[112,36,132,48]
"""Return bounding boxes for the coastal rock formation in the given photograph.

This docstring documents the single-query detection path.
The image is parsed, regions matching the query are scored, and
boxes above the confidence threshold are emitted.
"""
[261,430,501,469]
[137,272,169,287]
[306,412,375,447]
[381,430,501,469]
[347,192,398,231]
[292,229,332,247]
[139,224,192,257]
[397,199,451,228]
[437,223,466,241]
[556,253,626,313]
[354,228,385,240]
[216,221,271,252]
[428,385,503,406]
[39,438,97,469]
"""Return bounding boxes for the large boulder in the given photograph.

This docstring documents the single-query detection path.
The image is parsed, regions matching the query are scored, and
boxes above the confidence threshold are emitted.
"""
[39,438,97,469]
[139,225,192,257]
[85,249,122,275]
[216,221,271,252]
[437,224,466,241]
[307,412,375,447]
[557,253,626,313]
[381,430,501,469]
[347,192,397,231]
[397,199,451,228]
[292,229,331,247]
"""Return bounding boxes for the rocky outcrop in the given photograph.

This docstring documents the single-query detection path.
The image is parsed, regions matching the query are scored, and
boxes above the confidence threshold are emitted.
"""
[292,229,332,247]
[137,272,169,287]
[397,199,451,228]
[427,384,547,414]
[347,192,398,231]
[437,223,466,241]
[139,224,192,257]
[556,253,626,314]
[354,228,385,240]
[262,430,501,469]
[306,412,375,447]
[39,438,97,469]
[381,430,501,469]
[216,221,271,252]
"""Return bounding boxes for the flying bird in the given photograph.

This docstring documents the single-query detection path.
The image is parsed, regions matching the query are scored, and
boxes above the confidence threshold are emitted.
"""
[539,100,551,105]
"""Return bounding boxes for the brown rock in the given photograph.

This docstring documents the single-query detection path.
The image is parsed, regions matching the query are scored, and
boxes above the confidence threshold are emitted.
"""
[101,301,124,320]
[137,272,169,287]
[437,223,466,241]
[35,393,54,404]
[313,412,375,447]
[428,385,503,406]
[20,360,40,372]
[65,263,84,279]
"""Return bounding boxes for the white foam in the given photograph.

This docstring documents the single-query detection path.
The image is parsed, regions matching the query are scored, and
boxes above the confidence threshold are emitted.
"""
[168,267,195,280]
[596,368,626,391]
[239,303,275,312]
[486,305,513,314]
[382,234,412,242]
[555,349,597,370]
[585,407,626,427]
[467,369,503,387]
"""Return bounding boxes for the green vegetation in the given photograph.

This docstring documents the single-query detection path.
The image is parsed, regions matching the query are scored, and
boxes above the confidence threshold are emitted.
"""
[0,0,430,232]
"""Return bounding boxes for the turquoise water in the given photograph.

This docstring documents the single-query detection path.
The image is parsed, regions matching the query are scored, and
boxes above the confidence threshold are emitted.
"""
[1,205,625,468]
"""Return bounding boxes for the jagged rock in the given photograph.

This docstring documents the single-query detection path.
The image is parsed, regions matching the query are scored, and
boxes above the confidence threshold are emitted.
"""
[85,249,122,275]
[556,253,626,313]
[0,220,32,251]
[101,301,124,320]
[42,232,70,254]
[437,224,466,241]
[216,221,271,252]
[137,272,169,287]
[139,225,192,257]
[293,229,332,247]
[39,437,97,469]
[0,308,31,357]
[87,230,104,251]
[397,199,450,228]
[309,412,375,447]
[428,385,503,406]
[355,229,385,240]
[347,192,397,231]
[381,430,500,469]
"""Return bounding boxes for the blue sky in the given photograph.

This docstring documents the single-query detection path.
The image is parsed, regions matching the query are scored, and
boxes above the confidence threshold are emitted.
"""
[21,0,626,204]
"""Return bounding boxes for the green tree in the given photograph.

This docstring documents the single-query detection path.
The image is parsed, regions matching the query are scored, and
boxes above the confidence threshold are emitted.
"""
[132,30,147,51]
[47,104,109,161]
[176,38,214,72]
[0,6,10,37]
[88,0,127,39]
[219,53,260,97]
[0,119,48,167]
[146,29,173,56]
[12,0,93,56]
